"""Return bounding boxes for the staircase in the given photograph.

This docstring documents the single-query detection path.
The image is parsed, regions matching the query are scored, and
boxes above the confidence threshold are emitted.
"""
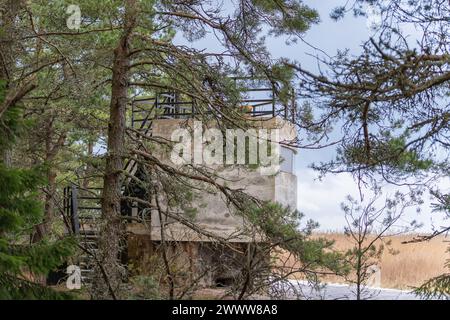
[62,83,287,287]
[64,185,102,285]
[63,92,181,287]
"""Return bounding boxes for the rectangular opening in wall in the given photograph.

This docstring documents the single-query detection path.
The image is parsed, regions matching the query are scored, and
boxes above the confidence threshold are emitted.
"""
[280,146,295,173]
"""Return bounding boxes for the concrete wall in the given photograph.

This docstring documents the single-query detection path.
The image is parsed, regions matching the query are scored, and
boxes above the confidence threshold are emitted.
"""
[127,117,298,242]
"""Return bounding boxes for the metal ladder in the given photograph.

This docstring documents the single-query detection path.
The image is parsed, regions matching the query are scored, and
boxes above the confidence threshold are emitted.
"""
[64,93,179,286]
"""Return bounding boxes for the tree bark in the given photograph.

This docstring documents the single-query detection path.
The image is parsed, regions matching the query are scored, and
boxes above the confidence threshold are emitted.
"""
[0,0,34,120]
[0,0,16,159]
[31,119,66,242]
[94,0,137,300]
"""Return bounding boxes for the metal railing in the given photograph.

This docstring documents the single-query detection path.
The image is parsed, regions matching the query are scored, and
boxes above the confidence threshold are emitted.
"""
[65,79,297,233]
[64,185,103,235]
[130,85,296,130]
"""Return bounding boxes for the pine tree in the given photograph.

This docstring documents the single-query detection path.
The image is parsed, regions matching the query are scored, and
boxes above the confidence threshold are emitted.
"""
[414,191,450,299]
[0,79,75,299]
[293,0,450,299]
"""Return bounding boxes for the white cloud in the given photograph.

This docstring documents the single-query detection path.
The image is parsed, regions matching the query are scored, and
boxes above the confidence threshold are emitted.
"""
[297,169,358,231]
[296,168,450,233]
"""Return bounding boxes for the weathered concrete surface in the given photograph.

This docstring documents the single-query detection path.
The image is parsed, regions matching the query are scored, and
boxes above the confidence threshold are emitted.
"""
[274,172,297,211]
[127,117,298,242]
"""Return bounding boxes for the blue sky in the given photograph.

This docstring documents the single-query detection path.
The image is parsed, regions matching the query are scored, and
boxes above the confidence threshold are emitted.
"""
[171,1,449,233]
[283,1,449,232]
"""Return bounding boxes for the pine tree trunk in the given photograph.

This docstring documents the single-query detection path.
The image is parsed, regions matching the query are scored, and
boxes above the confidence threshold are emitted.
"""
[93,0,137,300]
[0,0,16,161]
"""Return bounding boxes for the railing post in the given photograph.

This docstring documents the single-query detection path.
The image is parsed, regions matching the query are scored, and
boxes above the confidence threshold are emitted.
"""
[272,84,276,117]
[155,95,159,120]
[70,184,80,234]
[63,186,67,215]
[174,92,179,118]
[131,101,135,130]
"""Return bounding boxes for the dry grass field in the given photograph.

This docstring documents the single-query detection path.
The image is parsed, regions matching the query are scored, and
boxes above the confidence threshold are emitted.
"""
[280,233,449,290]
